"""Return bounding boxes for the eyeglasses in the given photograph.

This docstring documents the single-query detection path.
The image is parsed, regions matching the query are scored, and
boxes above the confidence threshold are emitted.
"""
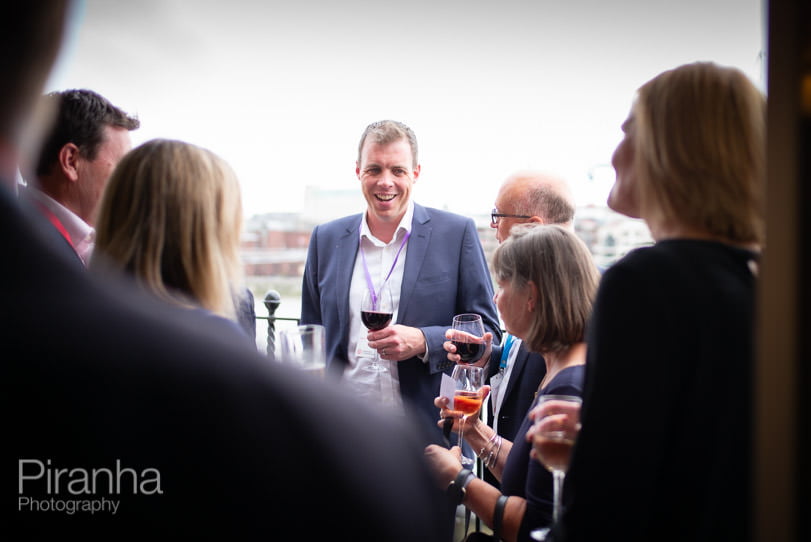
[491,208,532,226]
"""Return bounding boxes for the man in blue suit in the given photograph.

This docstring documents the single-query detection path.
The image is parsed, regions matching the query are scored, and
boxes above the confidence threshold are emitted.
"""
[301,120,501,446]
[482,170,576,487]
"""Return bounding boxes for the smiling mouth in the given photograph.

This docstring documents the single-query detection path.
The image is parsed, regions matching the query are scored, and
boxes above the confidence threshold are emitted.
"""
[375,194,396,202]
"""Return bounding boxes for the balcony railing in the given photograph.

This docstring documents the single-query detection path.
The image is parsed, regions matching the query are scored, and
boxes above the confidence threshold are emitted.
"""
[257,289,507,362]
[258,290,300,361]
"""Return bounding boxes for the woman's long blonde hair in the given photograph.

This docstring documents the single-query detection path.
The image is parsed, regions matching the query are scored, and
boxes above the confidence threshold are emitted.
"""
[93,138,243,319]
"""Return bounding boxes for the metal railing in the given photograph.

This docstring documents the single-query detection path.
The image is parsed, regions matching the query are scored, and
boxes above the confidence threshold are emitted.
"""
[256,289,506,362]
[257,290,300,361]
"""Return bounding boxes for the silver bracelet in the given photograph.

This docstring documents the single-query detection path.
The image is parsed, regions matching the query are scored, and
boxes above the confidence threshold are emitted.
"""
[478,431,499,459]
[486,436,502,469]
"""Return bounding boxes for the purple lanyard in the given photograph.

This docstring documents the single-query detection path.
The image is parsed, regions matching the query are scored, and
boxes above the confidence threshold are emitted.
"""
[359,220,411,309]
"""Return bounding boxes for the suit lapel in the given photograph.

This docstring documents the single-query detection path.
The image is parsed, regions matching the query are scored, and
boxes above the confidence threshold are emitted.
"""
[397,204,430,323]
[502,344,529,400]
[337,216,362,334]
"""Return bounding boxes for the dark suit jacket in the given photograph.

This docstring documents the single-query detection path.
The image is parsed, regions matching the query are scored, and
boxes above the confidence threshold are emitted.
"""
[484,339,546,488]
[3,185,451,541]
[17,184,84,267]
[301,203,502,445]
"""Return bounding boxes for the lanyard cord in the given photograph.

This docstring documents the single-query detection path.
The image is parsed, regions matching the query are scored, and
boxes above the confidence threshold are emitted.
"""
[359,220,410,308]
[499,333,515,371]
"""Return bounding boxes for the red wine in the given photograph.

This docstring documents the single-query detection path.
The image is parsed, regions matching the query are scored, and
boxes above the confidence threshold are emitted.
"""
[452,341,483,362]
[361,310,392,331]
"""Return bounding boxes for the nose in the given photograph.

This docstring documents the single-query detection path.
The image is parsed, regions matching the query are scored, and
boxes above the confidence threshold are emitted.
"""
[377,170,395,186]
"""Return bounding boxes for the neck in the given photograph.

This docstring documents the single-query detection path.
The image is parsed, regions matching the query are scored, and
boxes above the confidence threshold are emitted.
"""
[540,342,587,389]
[366,211,404,244]
[37,174,91,224]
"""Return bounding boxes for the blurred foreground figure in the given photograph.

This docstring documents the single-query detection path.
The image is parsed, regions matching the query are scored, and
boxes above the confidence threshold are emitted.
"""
[3,3,450,540]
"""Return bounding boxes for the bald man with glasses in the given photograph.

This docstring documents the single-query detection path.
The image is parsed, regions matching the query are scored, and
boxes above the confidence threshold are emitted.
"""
[482,170,576,489]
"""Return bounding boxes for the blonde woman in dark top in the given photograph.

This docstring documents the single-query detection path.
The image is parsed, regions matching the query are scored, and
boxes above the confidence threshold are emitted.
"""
[542,62,765,542]
[91,138,250,343]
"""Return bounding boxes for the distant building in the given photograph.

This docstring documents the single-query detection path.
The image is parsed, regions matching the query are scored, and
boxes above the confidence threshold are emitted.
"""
[241,188,653,280]
[574,205,654,268]
[241,186,362,279]
[241,213,312,277]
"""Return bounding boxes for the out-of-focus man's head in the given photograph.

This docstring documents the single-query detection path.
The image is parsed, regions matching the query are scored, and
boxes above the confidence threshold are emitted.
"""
[0,2,71,186]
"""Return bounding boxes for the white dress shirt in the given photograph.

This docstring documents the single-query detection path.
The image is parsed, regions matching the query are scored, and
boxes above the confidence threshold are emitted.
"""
[343,202,414,414]
[26,187,95,266]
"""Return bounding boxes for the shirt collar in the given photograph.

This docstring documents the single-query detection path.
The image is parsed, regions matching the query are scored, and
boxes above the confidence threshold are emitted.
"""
[27,187,95,244]
[361,200,414,246]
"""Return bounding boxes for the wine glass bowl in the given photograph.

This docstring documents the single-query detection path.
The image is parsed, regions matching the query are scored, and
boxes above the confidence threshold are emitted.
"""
[534,429,576,472]
[279,324,327,378]
[530,394,582,541]
[450,313,486,363]
[450,364,485,466]
[533,420,576,473]
[361,283,393,372]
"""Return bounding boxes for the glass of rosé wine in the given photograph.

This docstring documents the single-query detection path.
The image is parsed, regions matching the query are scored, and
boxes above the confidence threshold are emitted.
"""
[449,364,485,466]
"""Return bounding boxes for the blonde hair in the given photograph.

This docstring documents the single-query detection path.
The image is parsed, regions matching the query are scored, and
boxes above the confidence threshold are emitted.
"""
[93,139,243,319]
[633,62,766,244]
[492,224,600,355]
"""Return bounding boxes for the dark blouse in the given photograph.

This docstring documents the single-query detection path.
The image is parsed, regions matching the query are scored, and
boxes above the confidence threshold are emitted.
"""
[561,240,758,542]
[500,364,584,541]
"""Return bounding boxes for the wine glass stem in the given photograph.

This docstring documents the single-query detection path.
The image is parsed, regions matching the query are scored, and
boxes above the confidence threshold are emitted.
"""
[552,470,565,524]
[458,416,467,462]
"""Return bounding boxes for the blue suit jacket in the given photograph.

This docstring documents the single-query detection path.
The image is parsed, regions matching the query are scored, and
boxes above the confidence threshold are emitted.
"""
[486,341,547,442]
[301,203,502,444]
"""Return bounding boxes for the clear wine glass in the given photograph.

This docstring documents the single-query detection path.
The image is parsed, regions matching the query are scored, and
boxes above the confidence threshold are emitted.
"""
[360,282,393,372]
[529,394,583,541]
[450,313,486,363]
[450,364,485,466]
[279,324,326,378]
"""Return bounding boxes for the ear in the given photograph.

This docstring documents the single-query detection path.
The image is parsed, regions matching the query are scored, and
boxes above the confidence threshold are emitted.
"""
[528,216,544,224]
[412,164,421,181]
[356,161,361,179]
[58,143,81,182]
[526,280,539,312]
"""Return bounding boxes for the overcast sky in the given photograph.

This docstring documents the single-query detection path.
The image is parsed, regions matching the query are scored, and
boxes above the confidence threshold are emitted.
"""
[48,0,765,219]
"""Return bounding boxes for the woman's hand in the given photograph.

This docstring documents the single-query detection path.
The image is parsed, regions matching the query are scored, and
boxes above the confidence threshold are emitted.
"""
[434,386,491,435]
[443,329,493,366]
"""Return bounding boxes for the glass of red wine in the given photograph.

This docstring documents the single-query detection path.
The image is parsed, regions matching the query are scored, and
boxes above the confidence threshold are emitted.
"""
[450,364,485,466]
[361,283,393,372]
[451,313,486,363]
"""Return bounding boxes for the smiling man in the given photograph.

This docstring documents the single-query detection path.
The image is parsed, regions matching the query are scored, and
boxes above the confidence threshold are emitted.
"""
[301,119,501,447]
